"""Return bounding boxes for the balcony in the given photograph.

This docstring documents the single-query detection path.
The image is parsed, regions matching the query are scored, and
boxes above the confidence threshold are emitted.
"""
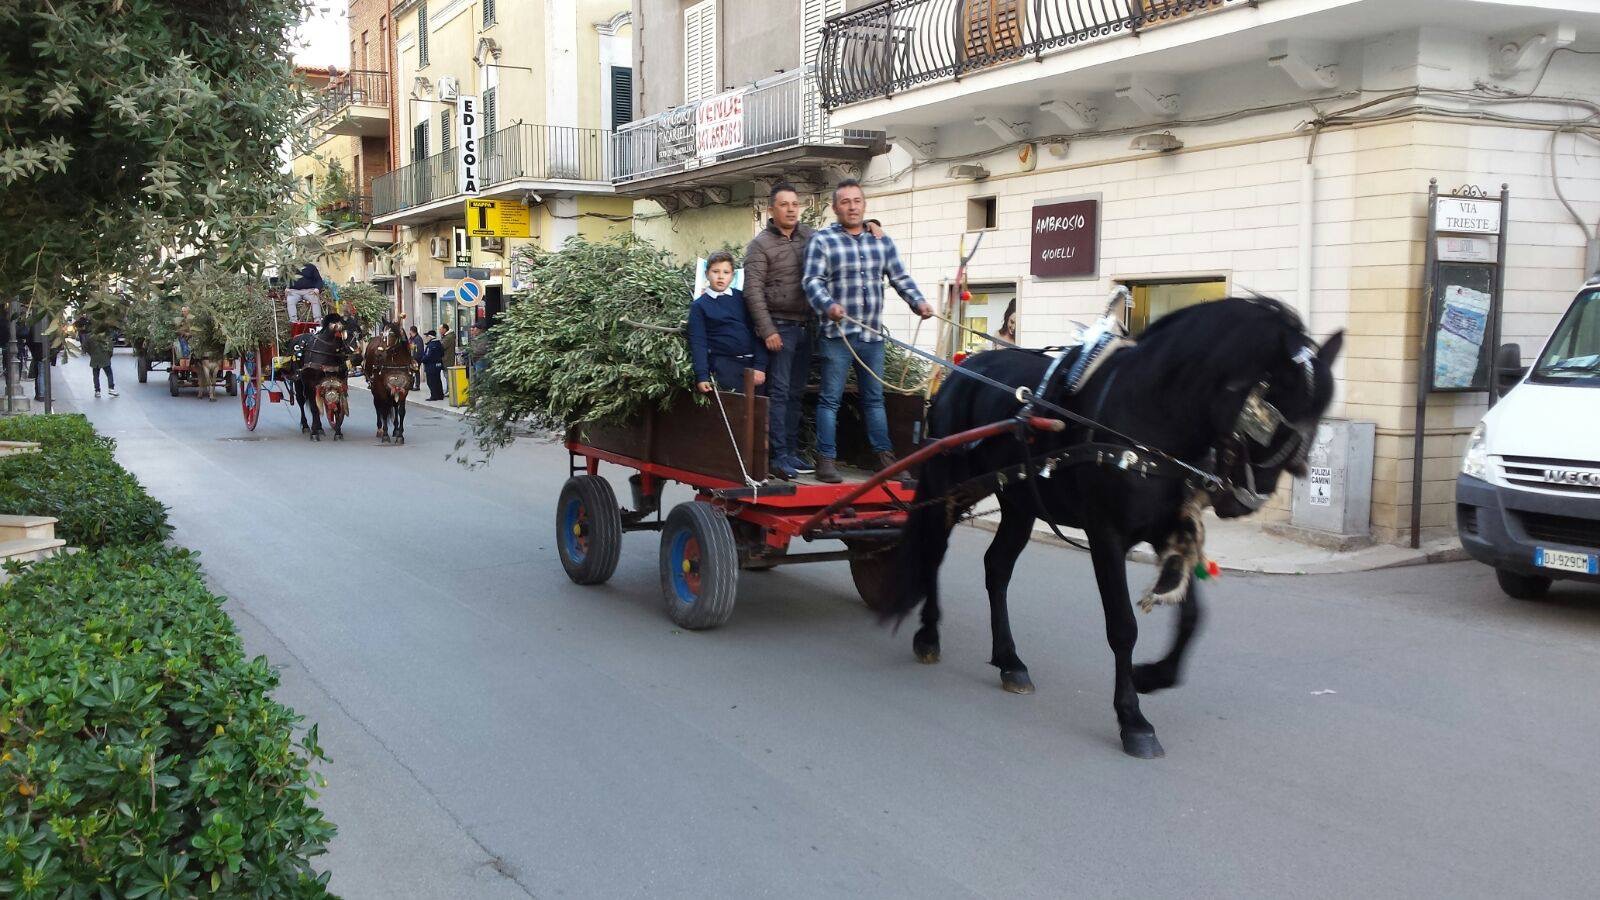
[316,194,375,230]
[372,124,613,225]
[613,68,884,197]
[312,70,391,137]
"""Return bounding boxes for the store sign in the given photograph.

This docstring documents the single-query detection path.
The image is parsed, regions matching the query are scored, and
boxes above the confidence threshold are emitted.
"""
[457,95,480,196]
[695,89,746,158]
[654,104,697,163]
[464,199,531,238]
[1435,197,1500,234]
[1030,197,1099,279]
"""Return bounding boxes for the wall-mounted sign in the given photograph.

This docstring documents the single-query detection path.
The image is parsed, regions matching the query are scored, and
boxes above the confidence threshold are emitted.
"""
[456,95,480,196]
[1030,197,1100,279]
[452,227,470,267]
[1435,196,1501,234]
[695,89,746,158]
[464,199,531,238]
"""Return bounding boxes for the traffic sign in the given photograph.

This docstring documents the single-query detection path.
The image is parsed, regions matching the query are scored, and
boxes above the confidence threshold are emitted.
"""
[465,199,532,238]
[456,277,484,308]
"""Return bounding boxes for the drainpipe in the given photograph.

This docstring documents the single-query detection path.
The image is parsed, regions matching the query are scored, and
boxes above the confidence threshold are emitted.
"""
[1297,159,1316,323]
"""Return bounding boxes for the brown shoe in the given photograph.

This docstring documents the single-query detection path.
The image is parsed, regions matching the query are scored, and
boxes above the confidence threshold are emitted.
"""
[815,457,843,484]
[875,450,898,473]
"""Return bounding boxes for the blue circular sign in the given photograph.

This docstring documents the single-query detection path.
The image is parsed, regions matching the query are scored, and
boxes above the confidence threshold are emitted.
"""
[457,278,484,307]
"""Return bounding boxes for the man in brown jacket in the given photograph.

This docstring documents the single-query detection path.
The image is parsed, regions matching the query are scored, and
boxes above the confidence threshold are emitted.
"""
[743,182,814,478]
[744,183,888,479]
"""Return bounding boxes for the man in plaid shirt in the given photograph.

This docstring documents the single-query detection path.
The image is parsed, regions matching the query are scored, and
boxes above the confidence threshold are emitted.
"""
[803,178,933,483]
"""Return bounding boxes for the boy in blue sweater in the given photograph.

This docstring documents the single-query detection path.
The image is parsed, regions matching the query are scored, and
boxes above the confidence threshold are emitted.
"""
[689,251,768,394]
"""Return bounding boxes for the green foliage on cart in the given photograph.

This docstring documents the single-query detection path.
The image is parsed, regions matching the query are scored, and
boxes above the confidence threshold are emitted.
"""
[459,234,698,459]
[0,415,170,550]
[0,545,336,897]
[180,265,291,358]
[338,282,390,333]
[122,292,182,356]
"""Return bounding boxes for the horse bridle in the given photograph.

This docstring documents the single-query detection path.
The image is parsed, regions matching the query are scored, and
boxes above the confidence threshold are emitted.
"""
[1214,344,1320,511]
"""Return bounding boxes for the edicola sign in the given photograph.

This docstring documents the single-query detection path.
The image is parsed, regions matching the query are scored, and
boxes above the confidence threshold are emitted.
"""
[457,95,480,196]
[1030,196,1100,279]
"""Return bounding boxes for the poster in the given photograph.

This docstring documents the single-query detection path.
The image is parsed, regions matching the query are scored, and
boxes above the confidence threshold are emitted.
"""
[1433,283,1491,389]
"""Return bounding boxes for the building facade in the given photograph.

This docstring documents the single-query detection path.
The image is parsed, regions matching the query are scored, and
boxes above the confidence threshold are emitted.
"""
[808,0,1600,545]
[619,0,884,260]
[375,0,634,339]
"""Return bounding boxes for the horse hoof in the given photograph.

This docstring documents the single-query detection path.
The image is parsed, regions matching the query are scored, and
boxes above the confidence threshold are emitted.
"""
[1000,670,1034,694]
[1120,730,1165,759]
[914,647,940,665]
[396,436,405,445]
[1132,662,1178,695]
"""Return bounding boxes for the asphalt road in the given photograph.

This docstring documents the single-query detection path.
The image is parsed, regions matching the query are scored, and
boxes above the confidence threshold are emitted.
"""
[55,352,1600,899]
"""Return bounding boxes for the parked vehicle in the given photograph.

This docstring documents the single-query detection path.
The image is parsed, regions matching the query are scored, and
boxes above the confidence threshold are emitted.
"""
[1458,278,1600,598]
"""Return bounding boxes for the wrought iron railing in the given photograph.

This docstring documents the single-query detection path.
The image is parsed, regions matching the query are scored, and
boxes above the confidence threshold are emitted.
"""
[316,194,374,229]
[819,0,1264,109]
[614,68,882,185]
[312,69,391,122]
[373,124,612,216]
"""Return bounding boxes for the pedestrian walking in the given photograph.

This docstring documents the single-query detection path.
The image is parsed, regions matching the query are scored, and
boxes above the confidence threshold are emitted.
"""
[802,178,932,483]
[286,263,325,323]
[421,330,445,401]
[79,319,118,397]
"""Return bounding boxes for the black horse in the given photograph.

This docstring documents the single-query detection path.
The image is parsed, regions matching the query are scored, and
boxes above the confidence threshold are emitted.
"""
[285,321,358,441]
[889,297,1343,758]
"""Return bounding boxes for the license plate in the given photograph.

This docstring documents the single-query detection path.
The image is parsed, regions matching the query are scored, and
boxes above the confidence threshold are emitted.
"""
[1534,547,1599,574]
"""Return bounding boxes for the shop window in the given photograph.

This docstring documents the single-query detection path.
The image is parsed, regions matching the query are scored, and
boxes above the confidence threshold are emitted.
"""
[966,196,997,231]
[1123,277,1228,335]
[959,282,1018,355]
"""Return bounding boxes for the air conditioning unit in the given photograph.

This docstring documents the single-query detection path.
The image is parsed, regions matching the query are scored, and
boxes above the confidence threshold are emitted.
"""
[428,236,450,259]
[480,236,505,253]
[437,76,459,101]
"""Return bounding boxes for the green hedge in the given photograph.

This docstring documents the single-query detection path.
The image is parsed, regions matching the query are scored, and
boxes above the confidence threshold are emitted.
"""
[0,547,336,898]
[0,415,171,550]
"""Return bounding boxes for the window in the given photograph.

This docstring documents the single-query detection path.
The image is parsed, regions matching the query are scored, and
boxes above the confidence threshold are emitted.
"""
[1123,278,1228,335]
[966,196,997,231]
[610,66,633,128]
[440,110,451,151]
[417,2,429,68]
[412,121,429,161]
[482,0,496,28]
[683,0,717,103]
[360,31,369,69]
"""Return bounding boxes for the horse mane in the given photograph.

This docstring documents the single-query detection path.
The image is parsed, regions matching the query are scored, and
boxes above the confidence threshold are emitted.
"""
[1127,296,1309,396]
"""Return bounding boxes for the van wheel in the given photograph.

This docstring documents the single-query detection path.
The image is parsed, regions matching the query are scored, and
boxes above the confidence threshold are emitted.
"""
[1495,568,1551,600]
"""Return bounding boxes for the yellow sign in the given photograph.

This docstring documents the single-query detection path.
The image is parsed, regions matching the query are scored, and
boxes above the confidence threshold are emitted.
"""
[464,199,532,238]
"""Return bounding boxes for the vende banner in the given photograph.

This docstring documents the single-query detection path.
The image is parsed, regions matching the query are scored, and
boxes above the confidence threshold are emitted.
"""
[695,89,746,158]
[1030,197,1100,279]
[457,95,480,196]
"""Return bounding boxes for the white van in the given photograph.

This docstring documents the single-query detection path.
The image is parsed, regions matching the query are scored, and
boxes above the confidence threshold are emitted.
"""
[1458,279,1600,598]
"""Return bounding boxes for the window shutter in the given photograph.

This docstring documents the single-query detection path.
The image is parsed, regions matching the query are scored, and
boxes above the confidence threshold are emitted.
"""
[440,110,451,151]
[610,66,633,128]
[412,121,428,161]
[683,0,717,103]
[482,0,495,29]
[800,0,843,137]
[482,88,497,153]
[417,2,429,68]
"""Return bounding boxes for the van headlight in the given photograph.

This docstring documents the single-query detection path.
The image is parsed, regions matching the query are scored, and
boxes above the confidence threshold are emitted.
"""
[1461,423,1489,480]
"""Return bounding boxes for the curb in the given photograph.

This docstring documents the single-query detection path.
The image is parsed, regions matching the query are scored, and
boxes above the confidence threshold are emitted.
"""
[346,379,469,418]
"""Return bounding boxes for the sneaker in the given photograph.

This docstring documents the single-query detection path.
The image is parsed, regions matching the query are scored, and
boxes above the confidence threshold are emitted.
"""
[94,390,101,398]
[769,457,799,481]
[784,454,815,475]
[815,457,843,484]
[875,450,899,473]
[108,389,119,397]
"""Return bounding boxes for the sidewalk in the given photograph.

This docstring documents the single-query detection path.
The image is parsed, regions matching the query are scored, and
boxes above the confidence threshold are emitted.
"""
[347,376,466,417]
[969,504,1466,576]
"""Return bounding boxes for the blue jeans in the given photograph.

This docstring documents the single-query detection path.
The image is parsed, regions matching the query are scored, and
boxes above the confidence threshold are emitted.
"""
[765,321,811,459]
[817,335,890,460]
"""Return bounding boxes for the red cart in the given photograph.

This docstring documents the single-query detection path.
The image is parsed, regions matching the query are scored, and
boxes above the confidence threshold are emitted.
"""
[558,380,1058,629]
[239,321,316,430]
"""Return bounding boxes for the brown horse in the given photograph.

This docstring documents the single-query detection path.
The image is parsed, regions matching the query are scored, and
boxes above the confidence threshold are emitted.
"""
[363,319,414,444]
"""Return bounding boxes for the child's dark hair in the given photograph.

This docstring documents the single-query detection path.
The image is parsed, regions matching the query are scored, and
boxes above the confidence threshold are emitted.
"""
[706,250,736,270]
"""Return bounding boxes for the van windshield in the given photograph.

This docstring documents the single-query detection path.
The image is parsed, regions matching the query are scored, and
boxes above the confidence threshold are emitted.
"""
[1531,289,1600,387]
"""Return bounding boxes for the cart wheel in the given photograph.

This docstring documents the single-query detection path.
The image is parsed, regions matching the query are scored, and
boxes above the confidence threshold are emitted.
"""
[136,352,149,384]
[557,475,623,585]
[660,501,738,630]
[225,371,238,397]
[167,370,179,397]
[847,542,900,614]
[240,352,261,431]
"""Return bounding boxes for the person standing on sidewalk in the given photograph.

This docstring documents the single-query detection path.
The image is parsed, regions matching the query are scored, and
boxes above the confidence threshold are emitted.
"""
[802,179,933,483]
[407,325,424,391]
[421,330,445,401]
[440,322,458,370]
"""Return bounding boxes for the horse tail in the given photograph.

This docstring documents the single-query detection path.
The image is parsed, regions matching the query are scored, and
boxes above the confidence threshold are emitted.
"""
[883,452,957,625]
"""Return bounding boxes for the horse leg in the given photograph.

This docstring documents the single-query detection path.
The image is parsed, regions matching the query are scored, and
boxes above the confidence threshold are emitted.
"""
[375,390,390,441]
[1087,523,1163,759]
[393,391,406,444]
[1133,580,1204,695]
[986,496,1037,694]
[305,378,324,440]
